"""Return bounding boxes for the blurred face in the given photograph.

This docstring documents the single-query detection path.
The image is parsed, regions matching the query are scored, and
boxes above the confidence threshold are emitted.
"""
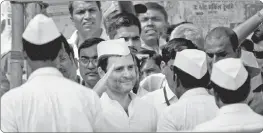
[106,55,136,94]
[161,59,177,90]
[114,26,141,52]
[139,9,167,43]
[71,1,102,35]
[57,49,77,81]
[79,45,100,87]
[141,59,161,80]
[205,38,238,73]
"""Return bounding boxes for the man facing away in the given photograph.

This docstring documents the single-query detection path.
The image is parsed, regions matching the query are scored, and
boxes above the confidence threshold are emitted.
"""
[94,39,158,132]
[194,58,263,132]
[1,14,102,132]
[157,49,218,131]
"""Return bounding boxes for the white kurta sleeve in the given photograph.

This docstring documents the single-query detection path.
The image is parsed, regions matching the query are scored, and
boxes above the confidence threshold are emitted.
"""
[1,93,18,132]
[157,108,177,132]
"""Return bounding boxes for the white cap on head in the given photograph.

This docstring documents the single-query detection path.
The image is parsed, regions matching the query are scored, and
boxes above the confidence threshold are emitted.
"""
[211,58,248,91]
[173,49,207,79]
[22,14,61,45]
[97,38,131,58]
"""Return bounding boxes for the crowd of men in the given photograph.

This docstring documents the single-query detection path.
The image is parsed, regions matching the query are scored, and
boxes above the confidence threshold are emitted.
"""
[1,1,263,132]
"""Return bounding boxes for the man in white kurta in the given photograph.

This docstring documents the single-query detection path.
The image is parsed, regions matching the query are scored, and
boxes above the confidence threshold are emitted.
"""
[194,58,263,132]
[157,49,218,132]
[94,39,158,132]
[1,14,102,132]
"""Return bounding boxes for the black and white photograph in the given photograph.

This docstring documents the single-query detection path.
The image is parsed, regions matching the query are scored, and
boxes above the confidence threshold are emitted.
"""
[0,0,263,132]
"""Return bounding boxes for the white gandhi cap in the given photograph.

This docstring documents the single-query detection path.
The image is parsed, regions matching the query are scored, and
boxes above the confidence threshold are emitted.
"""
[211,58,248,91]
[173,49,207,79]
[22,14,61,45]
[97,38,131,58]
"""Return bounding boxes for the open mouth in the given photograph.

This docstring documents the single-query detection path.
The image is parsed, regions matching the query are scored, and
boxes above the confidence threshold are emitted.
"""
[145,29,157,34]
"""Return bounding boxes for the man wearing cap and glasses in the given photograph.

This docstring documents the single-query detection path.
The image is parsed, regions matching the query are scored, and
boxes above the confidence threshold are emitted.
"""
[157,49,218,132]
[194,58,263,132]
[1,14,102,132]
[94,39,158,132]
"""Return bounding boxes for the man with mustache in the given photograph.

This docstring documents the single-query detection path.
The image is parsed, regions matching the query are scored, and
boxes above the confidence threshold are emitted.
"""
[78,38,105,88]
[138,2,169,54]
[204,27,263,115]
[95,39,158,132]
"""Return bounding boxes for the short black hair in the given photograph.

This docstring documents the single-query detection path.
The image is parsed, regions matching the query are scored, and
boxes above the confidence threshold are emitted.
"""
[144,2,168,22]
[60,35,74,59]
[22,35,63,61]
[78,38,105,57]
[138,49,162,69]
[106,12,141,39]
[68,1,101,16]
[240,39,254,52]
[206,27,239,51]
[162,38,198,63]
[173,66,210,89]
[211,75,250,104]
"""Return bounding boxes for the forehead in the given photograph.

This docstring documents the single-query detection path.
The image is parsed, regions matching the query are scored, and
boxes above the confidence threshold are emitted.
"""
[114,26,140,38]
[205,36,232,53]
[72,1,98,9]
[138,9,165,18]
[80,44,98,56]
[107,55,134,68]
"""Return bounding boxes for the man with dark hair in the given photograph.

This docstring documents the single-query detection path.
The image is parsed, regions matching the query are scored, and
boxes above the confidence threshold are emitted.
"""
[78,37,105,88]
[68,1,108,59]
[107,12,142,52]
[1,14,102,132]
[95,39,158,132]
[57,35,79,82]
[138,2,169,54]
[138,49,162,80]
[194,58,263,132]
[205,26,263,115]
[157,49,218,131]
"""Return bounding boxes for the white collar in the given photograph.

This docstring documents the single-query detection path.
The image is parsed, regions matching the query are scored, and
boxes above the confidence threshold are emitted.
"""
[28,67,63,81]
[180,87,209,100]
[161,80,176,103]
[219,103,253,115]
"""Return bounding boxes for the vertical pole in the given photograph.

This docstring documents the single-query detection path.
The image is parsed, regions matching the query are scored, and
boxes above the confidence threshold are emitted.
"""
[9,1,24,89]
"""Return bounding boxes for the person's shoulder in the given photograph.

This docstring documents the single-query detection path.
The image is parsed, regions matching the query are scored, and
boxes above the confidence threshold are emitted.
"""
[193,119,216,132]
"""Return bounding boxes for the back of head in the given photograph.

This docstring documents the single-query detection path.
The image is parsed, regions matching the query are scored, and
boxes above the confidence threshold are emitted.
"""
[206,27,239,51]
[106,12,141,39]
[173,49,210,89]
[22,14,62,62]
[144,2,168,22]
[162,38,198,63]
[169,23,204,50]
[211,58,250,104]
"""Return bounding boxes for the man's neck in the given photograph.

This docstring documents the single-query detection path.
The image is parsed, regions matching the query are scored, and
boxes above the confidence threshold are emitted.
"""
[143,38,159,51]
[77,28,102,48]
[29,61,56,72]
[106,89,131,111]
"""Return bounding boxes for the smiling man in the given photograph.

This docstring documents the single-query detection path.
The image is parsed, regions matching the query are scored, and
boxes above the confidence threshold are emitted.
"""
[95,39,158,132]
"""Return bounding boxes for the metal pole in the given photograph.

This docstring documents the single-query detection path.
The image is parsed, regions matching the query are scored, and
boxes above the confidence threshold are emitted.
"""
[10,1,24,88]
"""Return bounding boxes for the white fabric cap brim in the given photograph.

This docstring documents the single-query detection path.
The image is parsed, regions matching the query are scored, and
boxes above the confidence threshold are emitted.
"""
[97,38,130,58]
[211,58,248,91]
[173,49,207,79]
[22,14,61,45]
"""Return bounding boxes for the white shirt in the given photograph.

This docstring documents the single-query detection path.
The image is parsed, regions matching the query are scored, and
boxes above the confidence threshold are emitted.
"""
[95,92,158,132]
[157,87,218,132]
[194,103,263,132]
[141,80,178,116]
[1,67,102,132]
